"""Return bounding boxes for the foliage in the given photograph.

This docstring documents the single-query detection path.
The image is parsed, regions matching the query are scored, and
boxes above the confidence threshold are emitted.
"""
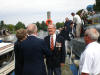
[15,21,26,30]
[0,20,6,29]
[36,21,47,31]
[76,9,83,16]
[36,21,41,31]
[36,21,64,31]
[6,24,15,32]
[41,21,47,31]
[56,22,64,29]
[0,20,65,33]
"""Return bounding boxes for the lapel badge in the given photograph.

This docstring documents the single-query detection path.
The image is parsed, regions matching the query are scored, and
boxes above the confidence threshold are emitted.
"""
[56,42,62,51]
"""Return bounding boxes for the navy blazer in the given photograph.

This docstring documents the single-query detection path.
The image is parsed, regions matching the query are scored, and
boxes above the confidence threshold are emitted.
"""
[44,35,66,68]
[20,36,51,75]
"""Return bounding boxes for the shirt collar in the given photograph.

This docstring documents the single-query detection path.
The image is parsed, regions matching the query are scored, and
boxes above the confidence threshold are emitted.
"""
[28,34,37,37]
[50,33,56,37]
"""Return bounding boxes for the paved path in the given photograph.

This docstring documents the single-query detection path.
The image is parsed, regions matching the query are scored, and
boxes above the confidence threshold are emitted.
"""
[61,57,73,75]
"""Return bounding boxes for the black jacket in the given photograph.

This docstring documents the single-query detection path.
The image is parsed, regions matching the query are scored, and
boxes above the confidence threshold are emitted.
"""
[14,41,23,75]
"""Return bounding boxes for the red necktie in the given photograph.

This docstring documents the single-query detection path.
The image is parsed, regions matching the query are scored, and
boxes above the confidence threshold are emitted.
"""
[50,36,54,50]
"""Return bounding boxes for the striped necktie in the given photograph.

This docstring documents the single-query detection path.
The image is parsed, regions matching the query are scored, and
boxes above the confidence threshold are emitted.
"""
[50,36,54,50]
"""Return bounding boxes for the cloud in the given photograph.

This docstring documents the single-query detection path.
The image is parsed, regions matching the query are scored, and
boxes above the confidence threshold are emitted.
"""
[0,0,95,25]
[0,0,95,12]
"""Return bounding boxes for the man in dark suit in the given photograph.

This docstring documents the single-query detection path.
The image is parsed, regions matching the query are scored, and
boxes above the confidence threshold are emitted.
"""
[20,24,51,75]
[44,24,66,75]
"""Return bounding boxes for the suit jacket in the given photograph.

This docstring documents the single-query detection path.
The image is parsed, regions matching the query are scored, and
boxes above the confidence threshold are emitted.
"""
[20,36,51,75]
[44,34,66,68]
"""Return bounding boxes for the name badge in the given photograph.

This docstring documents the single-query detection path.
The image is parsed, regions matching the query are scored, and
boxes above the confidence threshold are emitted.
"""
[56,42,62,51]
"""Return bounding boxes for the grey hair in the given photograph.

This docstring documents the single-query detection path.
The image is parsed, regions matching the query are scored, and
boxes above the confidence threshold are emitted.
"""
[48,24,56,28]
[27,24,37,35]
[85,28,99,40]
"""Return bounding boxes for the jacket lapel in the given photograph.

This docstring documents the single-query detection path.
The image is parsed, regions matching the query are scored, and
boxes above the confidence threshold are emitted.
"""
[47,36,50,49]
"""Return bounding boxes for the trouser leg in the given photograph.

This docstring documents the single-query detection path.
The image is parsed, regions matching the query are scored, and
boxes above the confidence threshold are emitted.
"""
[54,67,61,75]
[76,23,81,38]
[65,40,69,55]
[47,68,53,75]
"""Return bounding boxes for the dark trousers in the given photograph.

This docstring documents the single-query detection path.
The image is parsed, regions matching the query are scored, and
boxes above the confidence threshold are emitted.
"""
[47,67,61,75]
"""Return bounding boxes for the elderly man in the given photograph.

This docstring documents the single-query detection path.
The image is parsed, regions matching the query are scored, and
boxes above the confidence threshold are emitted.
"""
[79,28,100,75]
[44,24,66,75]
[64,17,73,33]
[20,24,51,75]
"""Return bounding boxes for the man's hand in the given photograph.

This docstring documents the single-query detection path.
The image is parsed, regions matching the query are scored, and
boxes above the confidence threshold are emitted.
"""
[60,63,65,67]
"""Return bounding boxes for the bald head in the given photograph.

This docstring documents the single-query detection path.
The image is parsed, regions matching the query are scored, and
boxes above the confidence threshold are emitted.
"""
[65,17,69,21]
[48,24,56,29]
[27,24,37,35]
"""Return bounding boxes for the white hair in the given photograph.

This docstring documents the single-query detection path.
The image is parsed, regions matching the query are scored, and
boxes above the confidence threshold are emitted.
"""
[48,24,56,29]
[85,28,99,40]
[27,24,37,35]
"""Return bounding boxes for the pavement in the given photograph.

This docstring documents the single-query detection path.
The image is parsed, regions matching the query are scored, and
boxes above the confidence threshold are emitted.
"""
[61,57,73,75]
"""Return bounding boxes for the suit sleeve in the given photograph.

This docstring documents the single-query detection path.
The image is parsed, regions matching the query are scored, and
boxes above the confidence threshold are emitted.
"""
[42,40,52,57]
[14,41,24,75]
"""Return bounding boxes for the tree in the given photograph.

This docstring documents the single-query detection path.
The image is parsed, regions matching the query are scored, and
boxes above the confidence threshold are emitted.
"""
[76,9,83,16]
[6,24,15,32]
[0,20,6,29]
[15,21,26,30]
[41,21,47,31]
[56,22,64,29]
[36,21,41,31]
[36,21,47,31]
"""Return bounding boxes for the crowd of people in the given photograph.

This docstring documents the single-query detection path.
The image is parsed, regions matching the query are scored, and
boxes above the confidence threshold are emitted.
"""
[14,24,66,75]
[14,12,100,75]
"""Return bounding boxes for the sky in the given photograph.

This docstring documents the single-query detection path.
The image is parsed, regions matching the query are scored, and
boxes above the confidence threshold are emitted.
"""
[0,0,95,26]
